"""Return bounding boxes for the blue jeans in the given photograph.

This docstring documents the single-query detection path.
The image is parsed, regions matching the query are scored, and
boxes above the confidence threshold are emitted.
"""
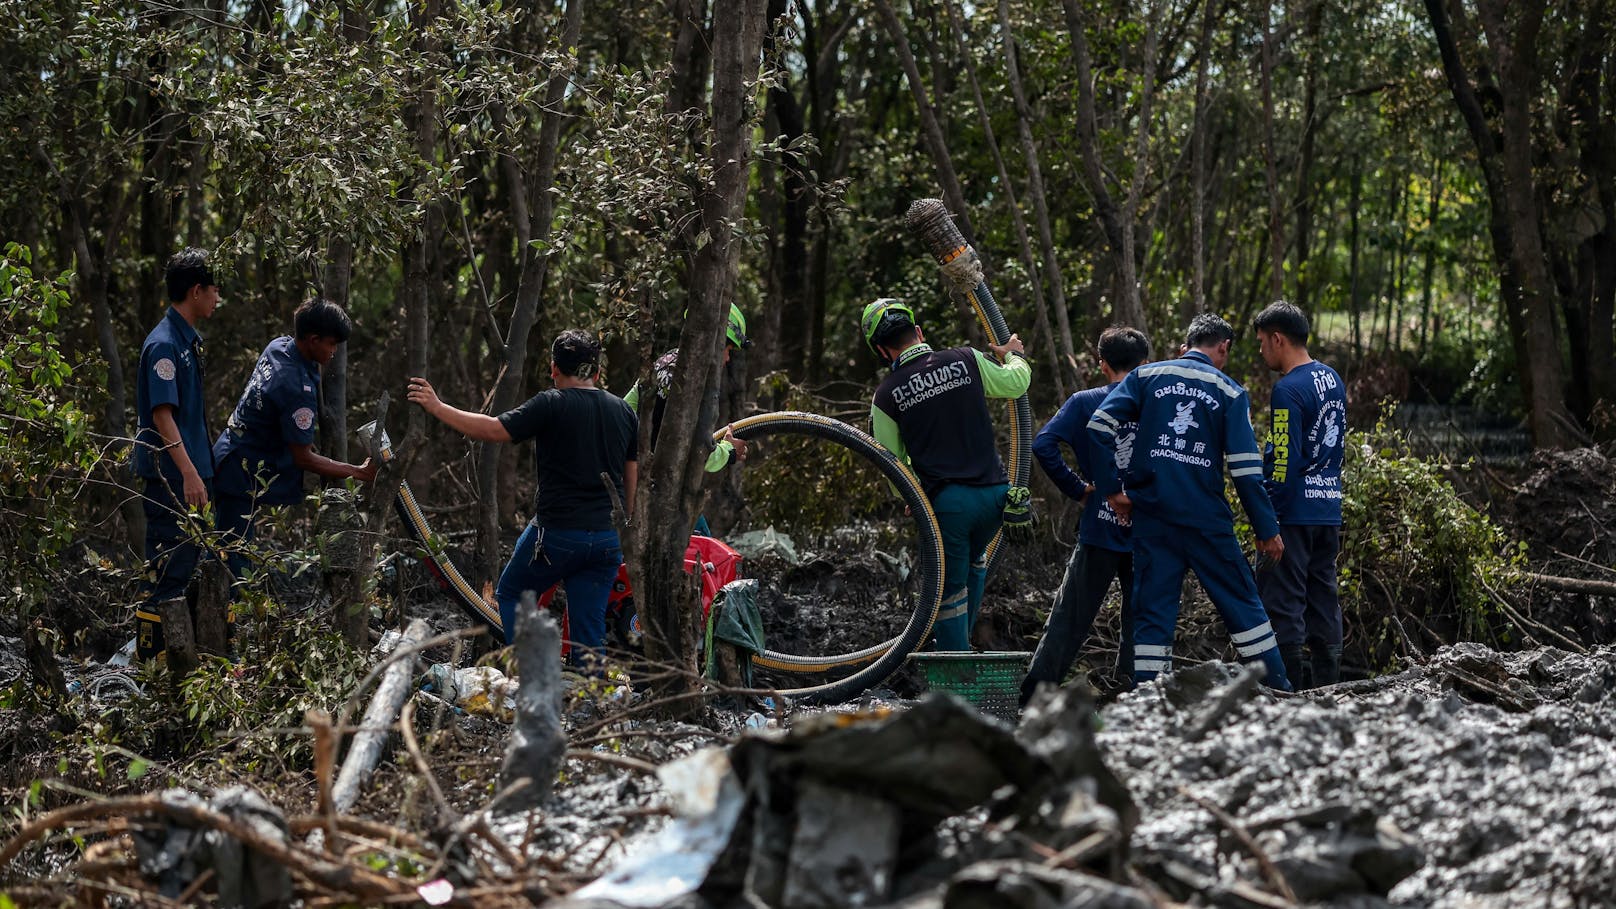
[931,483,1008,651]
[496,524,622,665]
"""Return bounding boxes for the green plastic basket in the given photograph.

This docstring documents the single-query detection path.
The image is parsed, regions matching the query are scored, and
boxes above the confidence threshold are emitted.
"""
[910,651,1031,723]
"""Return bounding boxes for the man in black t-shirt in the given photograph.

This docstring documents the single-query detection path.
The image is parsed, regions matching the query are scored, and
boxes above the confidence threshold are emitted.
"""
[408,330,638,664]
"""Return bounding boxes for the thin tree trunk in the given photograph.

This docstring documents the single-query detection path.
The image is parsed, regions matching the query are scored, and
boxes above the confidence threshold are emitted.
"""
[992,0,1078,386]
[1189,0,1218,315]
[1418,159,1444,358]
[666,0,711,118]
[321,237,353,462]
[1117,0,1163,330]
[1565,0,1614,432]
[1476,0,1572,446]
[1293,0,1322,310]
[1424,0,1571,447]
[872,0,976,248]
[1391,171,1411,351]
[1348,158,1363,359]
[945,2,1065,395]
[473,0,584,580]
[631,0,766,714]
[1258,0,1284,301]
[1061,0,1139,328]
[1374,171,1403,352]
[402,0,443,451]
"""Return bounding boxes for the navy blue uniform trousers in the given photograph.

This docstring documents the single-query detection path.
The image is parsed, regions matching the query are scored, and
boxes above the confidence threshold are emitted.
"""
[1021,542,1133,704]
[1130,520,1290,689]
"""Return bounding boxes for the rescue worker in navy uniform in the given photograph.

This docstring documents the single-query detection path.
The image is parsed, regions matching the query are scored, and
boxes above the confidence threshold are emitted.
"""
[1253,301,1347,688]
[1086,313,1292,690]
[212,298,378,586]
[623,304,750,535]
[407,330,638,668]
[864,299,1031,651]
[133,248,221,661]
[1021,326,1151,704]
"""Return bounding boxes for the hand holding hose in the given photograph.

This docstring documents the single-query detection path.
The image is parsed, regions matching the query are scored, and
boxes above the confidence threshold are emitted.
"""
[988,334,1025,363]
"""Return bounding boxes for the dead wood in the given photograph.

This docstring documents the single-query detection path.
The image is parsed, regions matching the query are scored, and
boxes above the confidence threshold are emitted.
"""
[329,618,429,816]
[0,796,409,900]
[498,594,566,814]
[156,597,198,676]
[1178,785,1300,905]
[1520,571,1616,598]
[193,559,231,657]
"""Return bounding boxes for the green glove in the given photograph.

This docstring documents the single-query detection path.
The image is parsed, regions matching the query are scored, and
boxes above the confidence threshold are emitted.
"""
[1002,485,1034,541]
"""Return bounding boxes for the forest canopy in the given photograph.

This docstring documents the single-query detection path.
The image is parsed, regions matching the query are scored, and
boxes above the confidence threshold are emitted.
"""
[0,0,1612,595]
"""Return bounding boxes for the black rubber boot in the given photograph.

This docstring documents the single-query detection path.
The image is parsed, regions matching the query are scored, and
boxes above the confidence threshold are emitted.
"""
[1280,644,1307,691]
[1310,645,1342,687]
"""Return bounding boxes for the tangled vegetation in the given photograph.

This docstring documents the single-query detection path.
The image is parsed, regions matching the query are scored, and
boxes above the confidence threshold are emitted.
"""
[1338,416,1521,671]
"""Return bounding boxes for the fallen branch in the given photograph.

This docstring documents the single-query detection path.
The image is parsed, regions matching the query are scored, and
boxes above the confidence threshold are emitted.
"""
[1520,571,1616,598]
[1483,579,1588,655]
[1032,830,1114,870]
[1177,785,1299,905]
[333,625,485,737]
[564,748,660,776]
[0,796,408,900]
[399,699,454,823]
[330,618,430,816]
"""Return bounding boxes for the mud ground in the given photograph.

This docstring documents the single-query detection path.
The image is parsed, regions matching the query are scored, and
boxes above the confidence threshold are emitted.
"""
[3,447,1615,906]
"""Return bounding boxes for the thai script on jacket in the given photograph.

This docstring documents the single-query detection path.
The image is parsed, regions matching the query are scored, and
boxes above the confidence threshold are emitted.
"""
[889,360,973,412]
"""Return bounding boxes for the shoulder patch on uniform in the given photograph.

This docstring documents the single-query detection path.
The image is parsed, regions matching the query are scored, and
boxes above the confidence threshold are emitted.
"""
[293,407,316,431]
[153,358,176,381]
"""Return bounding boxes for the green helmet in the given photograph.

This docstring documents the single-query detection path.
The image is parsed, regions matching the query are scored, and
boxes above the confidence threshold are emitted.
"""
[861,298,918,354]
[726,303,751,349]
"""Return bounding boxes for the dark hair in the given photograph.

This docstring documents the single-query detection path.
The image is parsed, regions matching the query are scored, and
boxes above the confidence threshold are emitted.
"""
[872,315,919,353]
[1184,312,1236,350]
[1097,326,1150,372]
[165,247,215,302]
[1253,300,1310,345]
[294,298,353,343]
[552,329,601,378]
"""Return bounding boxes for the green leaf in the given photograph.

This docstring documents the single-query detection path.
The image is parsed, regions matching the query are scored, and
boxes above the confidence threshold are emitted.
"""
[127,758,150,781]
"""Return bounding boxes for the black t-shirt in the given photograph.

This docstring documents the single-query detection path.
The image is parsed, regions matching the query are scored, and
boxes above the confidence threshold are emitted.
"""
[497,387,638,531]
[872,345,1007,497]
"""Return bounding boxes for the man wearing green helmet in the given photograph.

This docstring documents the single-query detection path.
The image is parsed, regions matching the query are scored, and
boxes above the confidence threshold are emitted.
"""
[624,303,751,533]
[863,298,1030,650]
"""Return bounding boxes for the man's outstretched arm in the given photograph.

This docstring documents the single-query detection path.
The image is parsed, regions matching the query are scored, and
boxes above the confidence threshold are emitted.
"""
[407,377,512,443]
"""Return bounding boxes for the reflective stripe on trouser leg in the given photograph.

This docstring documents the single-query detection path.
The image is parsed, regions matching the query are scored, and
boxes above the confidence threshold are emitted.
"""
[1129,532,1188,683]
[934,588,971,651]
[1133,643,1172,677]
[932,483,1002,652]
[1189,530,1292,691]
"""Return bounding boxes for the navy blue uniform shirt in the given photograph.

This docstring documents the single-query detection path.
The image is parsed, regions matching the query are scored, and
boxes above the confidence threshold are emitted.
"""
[1264,360,1346,525]
[135,307,213,482]
[1087,350,1279,541]
[1033,383,1135,553]
[213,336,320,505]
